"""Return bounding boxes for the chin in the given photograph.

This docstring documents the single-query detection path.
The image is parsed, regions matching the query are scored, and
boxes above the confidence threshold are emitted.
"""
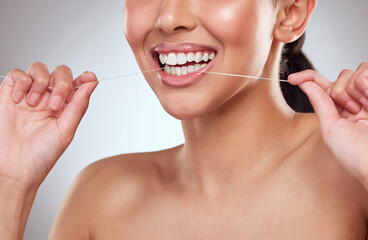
[159,98,206,120]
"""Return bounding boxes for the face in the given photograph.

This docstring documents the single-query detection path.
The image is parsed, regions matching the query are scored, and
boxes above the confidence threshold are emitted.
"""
[124,0,277,120]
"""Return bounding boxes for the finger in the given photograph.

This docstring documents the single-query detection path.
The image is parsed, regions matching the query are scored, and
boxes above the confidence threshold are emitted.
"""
[3,69,33,104]
[288,70,340,131]
[351,62,368,108]
[49,65,74,111]
[330,69,362,114]
[25,62,50,107]
[298,81,340,133]
[66,72,98,103]
[288,70,333,92]
[57,79,98,143]
[74,71,97,86]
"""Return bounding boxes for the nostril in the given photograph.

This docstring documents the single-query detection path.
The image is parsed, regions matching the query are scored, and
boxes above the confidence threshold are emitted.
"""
[173,26,189,31]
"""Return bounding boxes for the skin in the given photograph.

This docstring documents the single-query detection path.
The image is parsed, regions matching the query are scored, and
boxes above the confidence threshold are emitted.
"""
[1,0,368,239]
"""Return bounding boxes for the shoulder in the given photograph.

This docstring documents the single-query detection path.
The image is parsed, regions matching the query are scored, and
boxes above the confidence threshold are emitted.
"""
[291,113,368,221]
[48,145,181,239]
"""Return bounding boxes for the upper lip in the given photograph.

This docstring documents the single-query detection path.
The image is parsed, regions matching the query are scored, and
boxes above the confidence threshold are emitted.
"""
[151,42,217,54]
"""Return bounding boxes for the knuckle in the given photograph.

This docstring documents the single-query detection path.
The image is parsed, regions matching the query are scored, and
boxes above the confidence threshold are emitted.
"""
[355,74,368,85]
[56,80,73,90]
[330,85,345,99]
[345,81,355,92]
[10,68,25,78]
[360,67,368,78]
[19,75,31,84]
[32,61,49,71]
[354,70,368,89]
[10,68,22,74]
[35,77,49,87]
[358,62,368,71]
[57,65,72,74]
[303,69,315,75]
[338,69,353,78]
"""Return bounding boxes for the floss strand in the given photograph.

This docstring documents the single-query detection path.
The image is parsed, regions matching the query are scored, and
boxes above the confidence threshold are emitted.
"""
[0,68,289,90]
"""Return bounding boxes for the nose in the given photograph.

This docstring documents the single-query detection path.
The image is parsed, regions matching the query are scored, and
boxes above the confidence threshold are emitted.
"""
[155,0,197,33]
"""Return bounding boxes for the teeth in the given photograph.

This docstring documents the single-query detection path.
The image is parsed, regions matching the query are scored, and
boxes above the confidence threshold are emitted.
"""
[209,52,215,60]
[159,51,216,66]
[182,66,188,75]
[187,52,194,62]
[188,65,195,73]
[159,51,215,76]
[176,67,182,76]
[194,64,201,71]
[167,53,177,65]
[194,52,202,63]
[177,53,187,65]
[170,66,176,75]
[159,54,164,65]
[202,53,209,62]
[163,64,208,76]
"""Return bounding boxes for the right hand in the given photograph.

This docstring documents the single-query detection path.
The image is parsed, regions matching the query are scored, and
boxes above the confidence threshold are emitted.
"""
[0,62,98,190]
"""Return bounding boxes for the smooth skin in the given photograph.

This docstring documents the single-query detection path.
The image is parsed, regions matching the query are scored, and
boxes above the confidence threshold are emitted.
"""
[1,0,368,239]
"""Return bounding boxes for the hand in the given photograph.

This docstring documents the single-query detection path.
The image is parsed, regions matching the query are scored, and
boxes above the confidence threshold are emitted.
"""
[288,63,368,189]
[0,62,98,189]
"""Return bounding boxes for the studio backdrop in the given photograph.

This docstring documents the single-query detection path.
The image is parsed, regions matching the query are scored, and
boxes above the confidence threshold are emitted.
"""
[0,0,367,239]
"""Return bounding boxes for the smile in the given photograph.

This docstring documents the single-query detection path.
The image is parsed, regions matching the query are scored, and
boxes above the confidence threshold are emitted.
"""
[151,43,217,87]
[160,51,215,76]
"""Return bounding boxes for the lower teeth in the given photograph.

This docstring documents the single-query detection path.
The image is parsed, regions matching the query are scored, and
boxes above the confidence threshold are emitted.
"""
[164,63,207,76]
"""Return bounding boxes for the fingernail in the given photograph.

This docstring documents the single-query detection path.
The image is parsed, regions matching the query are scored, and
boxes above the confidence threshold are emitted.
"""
[88,82,98,95]
[346,100,362,114]
[49,95,63,110]
[28,92,41,106]
[13,91,24,103]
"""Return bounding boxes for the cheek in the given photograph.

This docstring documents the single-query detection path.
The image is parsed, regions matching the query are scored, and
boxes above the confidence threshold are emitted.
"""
[198,2,258,46]
[197,1,275,73]
[123,1,156,50]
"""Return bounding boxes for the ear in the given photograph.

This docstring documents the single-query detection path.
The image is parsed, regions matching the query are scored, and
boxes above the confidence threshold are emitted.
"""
[274,0,317,43]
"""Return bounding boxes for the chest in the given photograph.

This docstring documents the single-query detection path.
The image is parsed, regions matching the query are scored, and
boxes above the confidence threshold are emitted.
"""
[92,192,366,240]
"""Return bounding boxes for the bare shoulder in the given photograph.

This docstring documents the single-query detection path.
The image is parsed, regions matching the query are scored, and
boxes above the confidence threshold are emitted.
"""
[48,145,181,240]
[291,113,368,224]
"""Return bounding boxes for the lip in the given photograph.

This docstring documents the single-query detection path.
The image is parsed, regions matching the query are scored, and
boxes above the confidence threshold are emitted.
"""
[151,42,217,88]
[152,42,217,54]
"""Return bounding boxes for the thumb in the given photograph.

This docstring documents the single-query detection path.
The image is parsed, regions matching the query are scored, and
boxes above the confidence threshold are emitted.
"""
[288,71,340,131]
[57,75,98,142]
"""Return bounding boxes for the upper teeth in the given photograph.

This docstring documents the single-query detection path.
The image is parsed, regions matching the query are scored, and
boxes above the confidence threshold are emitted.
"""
[159,51,215,66]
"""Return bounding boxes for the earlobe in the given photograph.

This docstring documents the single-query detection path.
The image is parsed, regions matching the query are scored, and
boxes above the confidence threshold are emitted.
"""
[274,0,317,43]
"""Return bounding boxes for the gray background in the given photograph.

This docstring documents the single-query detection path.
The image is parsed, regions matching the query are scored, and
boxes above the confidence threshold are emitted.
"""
[0,0,367,239]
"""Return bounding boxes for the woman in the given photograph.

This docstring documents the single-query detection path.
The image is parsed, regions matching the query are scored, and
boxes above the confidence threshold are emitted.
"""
[1,0,368,239]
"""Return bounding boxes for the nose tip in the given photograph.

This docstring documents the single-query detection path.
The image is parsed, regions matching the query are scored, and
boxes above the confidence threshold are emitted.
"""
[155,0,197,34]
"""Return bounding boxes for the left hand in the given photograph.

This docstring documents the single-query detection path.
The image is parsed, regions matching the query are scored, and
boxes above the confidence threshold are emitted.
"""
[288,62,368,189]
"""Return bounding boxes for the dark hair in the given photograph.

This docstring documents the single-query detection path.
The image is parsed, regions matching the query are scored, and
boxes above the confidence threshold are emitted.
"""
[279,33,315,113]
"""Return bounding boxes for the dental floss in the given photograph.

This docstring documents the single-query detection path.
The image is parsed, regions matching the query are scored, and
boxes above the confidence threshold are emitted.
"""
[0,69,289,90]
[206,71,289,83]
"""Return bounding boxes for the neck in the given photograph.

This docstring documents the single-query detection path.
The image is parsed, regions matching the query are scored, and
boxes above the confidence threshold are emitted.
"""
[176,43,298,196]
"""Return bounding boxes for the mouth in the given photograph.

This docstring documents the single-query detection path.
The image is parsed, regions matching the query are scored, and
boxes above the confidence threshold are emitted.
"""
[151,43,217,87]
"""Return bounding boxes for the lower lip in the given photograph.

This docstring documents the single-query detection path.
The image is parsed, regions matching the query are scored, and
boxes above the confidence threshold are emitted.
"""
[153,55,215,88]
